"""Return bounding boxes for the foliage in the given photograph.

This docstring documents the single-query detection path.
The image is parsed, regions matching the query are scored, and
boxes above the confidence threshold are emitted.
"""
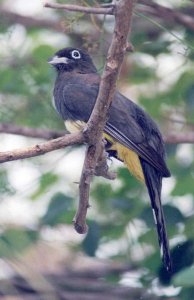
[0,0,194,299]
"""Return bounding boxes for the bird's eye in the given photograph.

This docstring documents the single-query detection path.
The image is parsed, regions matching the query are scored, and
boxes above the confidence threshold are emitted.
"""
[71,50,81,59]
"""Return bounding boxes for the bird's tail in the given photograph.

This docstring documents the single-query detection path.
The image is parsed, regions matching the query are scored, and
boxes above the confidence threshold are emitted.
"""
[140,158,172,272]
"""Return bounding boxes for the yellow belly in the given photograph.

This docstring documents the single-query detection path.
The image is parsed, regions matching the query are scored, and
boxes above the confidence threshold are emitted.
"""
[65,120,145,183]
[103,133,145,183]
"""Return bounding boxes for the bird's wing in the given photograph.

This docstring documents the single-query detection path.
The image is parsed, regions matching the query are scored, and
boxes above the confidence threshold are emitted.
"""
[106,91,170,177]
[104,123,170,177]
[59,83,170,176]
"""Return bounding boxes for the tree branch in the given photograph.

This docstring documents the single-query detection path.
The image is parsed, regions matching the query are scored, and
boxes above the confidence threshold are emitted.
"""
[43,0,194,33]
[73,140,116,234]
[72,0,136,234]
[2,1,194,36]
[164,132,194,144]
[1,123,194,144]
[0,123,65,139]
[0,7,65,32]
[139,0,194,32]
[0,132,84,163]
[44,2,114,15]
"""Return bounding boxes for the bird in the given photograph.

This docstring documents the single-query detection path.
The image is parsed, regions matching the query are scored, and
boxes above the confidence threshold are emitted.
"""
[48,47,172,272]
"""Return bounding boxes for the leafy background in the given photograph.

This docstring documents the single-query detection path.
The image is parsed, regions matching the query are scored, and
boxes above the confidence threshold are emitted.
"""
[0,0,194,299]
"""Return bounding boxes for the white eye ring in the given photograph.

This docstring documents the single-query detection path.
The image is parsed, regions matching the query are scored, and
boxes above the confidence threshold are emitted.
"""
[71,50,81,59]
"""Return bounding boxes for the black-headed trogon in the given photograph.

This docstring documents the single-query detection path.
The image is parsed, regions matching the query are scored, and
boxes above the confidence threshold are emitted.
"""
[48,47,172,271]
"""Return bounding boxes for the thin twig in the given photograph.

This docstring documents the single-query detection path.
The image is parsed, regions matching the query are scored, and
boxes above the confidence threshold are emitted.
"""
[2,2,194,35]
[1,123,194,144]
[164,132,194,144]
[139,0,194,32]
[0,7,65,32]
[0,123,65,139]
[44,2,114,15]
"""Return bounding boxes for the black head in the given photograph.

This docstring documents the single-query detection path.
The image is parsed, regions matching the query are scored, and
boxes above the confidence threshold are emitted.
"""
[48,47,97,74]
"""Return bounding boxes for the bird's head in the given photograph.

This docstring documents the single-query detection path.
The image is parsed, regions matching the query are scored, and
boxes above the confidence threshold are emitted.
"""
[48,47,97,74]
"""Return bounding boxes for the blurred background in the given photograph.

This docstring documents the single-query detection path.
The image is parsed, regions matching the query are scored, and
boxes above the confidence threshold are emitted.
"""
[0,0,194,299]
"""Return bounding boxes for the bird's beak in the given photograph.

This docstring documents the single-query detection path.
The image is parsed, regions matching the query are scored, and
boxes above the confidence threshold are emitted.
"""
[48,56,69,65]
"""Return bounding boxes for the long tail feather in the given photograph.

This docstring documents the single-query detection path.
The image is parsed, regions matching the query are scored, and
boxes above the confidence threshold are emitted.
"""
[140,158,172,272]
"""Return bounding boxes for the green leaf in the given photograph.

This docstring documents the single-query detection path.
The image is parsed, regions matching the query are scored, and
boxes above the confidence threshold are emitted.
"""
[32,45,54,63]
[31,45,55,85]
[0,170,15,195]
[100,223,124,240]
[0,68,29,95]
[82,221,100,257]
[179,287,194,300]
[173,267,194,287]
[139,228,158,248]
[91,182,114,213]
[110,197,144,222]
[129,64,155,84]
[140,251,161,274]
[185,217,194,239]
[41,192,74,226]
[172,173,194,196]
[31,172,59,200]
[0,228,38,258]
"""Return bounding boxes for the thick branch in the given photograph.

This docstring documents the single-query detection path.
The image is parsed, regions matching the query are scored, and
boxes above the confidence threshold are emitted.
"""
[44,2,114,15]
[0,132,84,163]
[73,140,116,234]
[73,0,135,234]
